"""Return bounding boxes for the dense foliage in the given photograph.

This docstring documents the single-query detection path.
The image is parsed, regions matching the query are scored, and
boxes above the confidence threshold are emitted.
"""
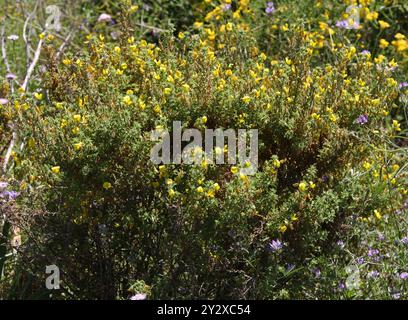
[0,0,407,299]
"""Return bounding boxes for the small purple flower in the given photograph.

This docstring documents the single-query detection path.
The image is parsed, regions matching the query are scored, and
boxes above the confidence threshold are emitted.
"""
[361,50,371,55]
[1,190,20,200]
[392,292,401,299]
[336,20,349,29]
[377,233,385,241]
[400,272,408,280]
[337,282,346,291]
[0,98,9,105]
[0,182,8,189]
[337,240,345,249]
[400,236,408,244]
[336,19,359,30]
[268,239,283,252]
[286,263,295,272]
[399,82,408,89]
[368,248,379,257]
[313,268,321,278]
[223,4,232,11]
[265,2,275,14]
[6,73,17,81]
[130,293,147,300]
[356,114,368,125]
[7,34,19,41]
[367,270,380,278]
[356,257,365,265]
[97,13,112,23]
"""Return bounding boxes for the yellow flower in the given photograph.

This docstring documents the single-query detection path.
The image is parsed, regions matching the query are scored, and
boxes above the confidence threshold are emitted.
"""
[55,102,64,109]
[311,113,321,121]
[309,181,316,189]
[130,5,139,13]
[213,183,220,191]
[285,57,292,66]
[273,159,281,168]
[168,189,176,198]
[34,92,43,100]
[123,95,132,106]
[363,162,372,170]
[366,11,378,21]
[374,210,382,220]
[194,21,203,29]
[196,186,204,193]
[73,142,83,150]
[201,116,207,124]
[51,166,60,174]
[374,54,385,64]
[182,84,190,93]
[103,182,112,190]
[241,96,251,104]
[39,32,45,40]
[63,58,71,65]
[279,225,287,233]
[379,39,389,49]
[378,20,390,29]
[298,182,307,192]
[231,166,239,174]
[73,114,81,122]
[114,46,121,53]
[178,32,185,40]
[164,87,172,95]
[291,214,298,222]
[392,120,401,132]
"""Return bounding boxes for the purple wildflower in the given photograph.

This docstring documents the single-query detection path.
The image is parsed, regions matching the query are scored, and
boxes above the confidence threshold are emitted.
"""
[268,239,283,252]
[367,270,380,278]
[338,282,346,291]
[1,190,20,200]
[377,233,385,241]
[6,73,17,81]
[398,82,408,89]
[356,257,365,265]
[336,19,360,30]
[368,248,379,257]
[0,182,8,189]
[400,236,408,244]
[361,50,371,55]
[130,293,147,300]
[265,2,275,14]
[223,4,232,11]
[337,240,345,249]
[356,114,368,125]
[7,34,19,41]
[97,13,112,23]
[313,268,321,278]
[392,292,401,299]
[0,98,9,105]
[400,272,408,280]
[286,263,295,272]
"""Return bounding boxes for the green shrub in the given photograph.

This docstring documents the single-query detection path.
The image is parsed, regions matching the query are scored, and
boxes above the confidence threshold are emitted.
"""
[1,20,405,299]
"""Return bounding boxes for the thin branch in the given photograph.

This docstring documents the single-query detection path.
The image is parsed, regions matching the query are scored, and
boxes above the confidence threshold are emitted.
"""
[2,131,16,174]
[56,31,73,60]
[22,37,43,92]
[22,1,40,68]
[1,2,15,94]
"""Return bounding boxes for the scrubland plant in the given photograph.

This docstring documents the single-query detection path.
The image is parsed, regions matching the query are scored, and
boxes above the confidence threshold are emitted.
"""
[0,0,406,299]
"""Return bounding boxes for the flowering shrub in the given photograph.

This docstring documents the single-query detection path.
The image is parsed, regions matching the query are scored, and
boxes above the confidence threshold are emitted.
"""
[0,0,406,299]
